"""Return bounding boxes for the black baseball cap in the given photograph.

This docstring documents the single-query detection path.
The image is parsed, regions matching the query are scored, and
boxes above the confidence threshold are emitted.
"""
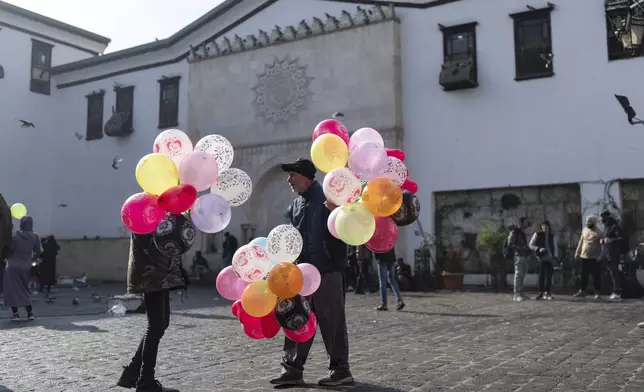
[281,158,317,180]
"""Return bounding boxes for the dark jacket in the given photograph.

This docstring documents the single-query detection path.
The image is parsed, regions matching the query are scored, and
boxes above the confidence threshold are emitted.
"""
[222,235,238,259]
[508,227,530,256]
[287,181,346,274]
[375,248,396,265]
[127,233,188,294]
[603,220,623,262]
[0,194,13,260]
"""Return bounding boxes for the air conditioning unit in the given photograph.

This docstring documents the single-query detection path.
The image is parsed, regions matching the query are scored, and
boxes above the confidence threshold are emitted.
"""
[104,112,133,137]
[439,59,478,91]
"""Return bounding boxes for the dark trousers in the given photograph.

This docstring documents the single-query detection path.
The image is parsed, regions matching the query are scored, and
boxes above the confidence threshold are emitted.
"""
[281,271,350,375]
[11,305,32,314]
[607,259,621,294]
[580,258,601,292]
[538,261,553,293]
[128,290,170,381]
[354,260,372,294]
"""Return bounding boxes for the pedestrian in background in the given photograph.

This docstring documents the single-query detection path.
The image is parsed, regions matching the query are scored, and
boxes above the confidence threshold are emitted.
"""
[507,217,531,302]
[529,220,558,300]
[4,216,40,321]
[574,215,603,299]
[375,248,405,311]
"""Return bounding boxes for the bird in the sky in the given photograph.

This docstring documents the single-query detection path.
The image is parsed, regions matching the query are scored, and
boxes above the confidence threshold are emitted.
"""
[18,120,35,128]
[58,204,68,208]
[73,132,84,140]
[614,94,644,125]
[112,155,123,170]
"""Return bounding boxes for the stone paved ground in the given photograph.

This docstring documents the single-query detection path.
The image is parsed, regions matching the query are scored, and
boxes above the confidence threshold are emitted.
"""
[1,287,644,392]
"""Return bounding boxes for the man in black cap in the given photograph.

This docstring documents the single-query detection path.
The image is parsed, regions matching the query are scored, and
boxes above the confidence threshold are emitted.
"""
[269,158,353,387]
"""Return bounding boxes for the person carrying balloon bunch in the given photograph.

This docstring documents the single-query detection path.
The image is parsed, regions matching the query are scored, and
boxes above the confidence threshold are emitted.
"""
[269,158,353,387]
[117,214,193,392]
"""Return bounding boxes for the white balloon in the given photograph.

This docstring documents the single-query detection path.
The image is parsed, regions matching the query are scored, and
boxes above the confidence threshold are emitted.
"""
[266,224,303,263]
[153,129,193,167]
[322,168,362,206]
[210,168,252,207]
[349,127,384,152]
[194,134,234,172]
[382,157,408,186]
[232,244,272,282]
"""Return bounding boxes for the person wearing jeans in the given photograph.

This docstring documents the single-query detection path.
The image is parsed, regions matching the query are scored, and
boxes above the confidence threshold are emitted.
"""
[271,158,352,387]
[529,220,559,300]
[374,248,405,311]
[574,215,603,299]
[600,210,624,300]
[117,233,189,392]
[508,217,531,301]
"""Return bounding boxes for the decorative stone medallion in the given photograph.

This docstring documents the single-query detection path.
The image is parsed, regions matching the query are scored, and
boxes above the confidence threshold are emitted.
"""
[252,57,313,125]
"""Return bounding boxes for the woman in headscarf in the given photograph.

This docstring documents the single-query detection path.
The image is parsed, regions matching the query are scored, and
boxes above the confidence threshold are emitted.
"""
[4,216,40,320]
[39,235,60,295]
[574,215,604,299]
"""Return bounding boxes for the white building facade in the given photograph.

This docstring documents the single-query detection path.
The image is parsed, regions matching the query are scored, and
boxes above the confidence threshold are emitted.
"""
[2,0,644,280]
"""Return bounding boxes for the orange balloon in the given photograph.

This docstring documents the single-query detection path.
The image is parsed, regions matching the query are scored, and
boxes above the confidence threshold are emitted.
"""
[241,280,277,317]
[267,262,304,299]
[362,177,403,217]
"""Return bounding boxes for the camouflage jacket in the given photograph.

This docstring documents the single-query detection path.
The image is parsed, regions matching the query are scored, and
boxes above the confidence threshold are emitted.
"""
[127,233,188,294]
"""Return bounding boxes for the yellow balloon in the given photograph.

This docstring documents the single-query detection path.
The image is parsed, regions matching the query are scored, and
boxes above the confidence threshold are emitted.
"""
[335,203,376,246]
[362,177,403,217]
[310,134,348,173]
[10,203,27,220]
[135,153,179,196]
[241,280,278,317]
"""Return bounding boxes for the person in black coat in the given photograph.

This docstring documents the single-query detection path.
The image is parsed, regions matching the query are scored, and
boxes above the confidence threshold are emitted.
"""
[39,235,60,295]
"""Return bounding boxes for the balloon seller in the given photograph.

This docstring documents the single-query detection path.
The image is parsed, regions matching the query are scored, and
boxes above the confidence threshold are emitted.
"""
[117,214,193,392]
[269,158,353,387]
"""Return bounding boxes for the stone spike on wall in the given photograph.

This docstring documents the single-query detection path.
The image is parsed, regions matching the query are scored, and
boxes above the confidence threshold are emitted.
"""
[188,5,397,63]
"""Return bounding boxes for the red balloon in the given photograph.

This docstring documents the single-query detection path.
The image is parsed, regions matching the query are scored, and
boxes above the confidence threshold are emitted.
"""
[312,119,349,145]
[231,300,242,318]
[401,178,418,194]
[284,312,317,343]
[158,184,197,214]
[259,311,281,339]
[242,322,265,340]
[366,217,398,253]
[238,305,261,326]
[121,192,166,234]
[385,148,406,162]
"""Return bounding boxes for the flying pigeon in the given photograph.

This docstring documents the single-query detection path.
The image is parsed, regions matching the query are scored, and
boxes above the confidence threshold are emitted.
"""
[74,132,84,140]
[58,204,68,208]
[19,120,35,128]
[112,155,123,170]
[614,94,644,125]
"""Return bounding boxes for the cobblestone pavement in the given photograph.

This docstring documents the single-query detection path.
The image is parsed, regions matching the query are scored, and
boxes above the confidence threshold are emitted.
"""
[1,287,644,392]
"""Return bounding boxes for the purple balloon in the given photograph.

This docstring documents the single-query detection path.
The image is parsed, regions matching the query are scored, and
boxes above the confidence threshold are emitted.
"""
[191,194,231,233]
[216,266,249,300]
[348,140,388,181]
[298,263,321,296]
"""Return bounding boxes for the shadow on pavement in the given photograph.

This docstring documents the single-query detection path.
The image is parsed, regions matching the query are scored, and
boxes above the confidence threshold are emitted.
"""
[275,382,405,391]
[0,385,15,392]
[403,310,501,318]
[173,312,236,321]
[42,321,108,333]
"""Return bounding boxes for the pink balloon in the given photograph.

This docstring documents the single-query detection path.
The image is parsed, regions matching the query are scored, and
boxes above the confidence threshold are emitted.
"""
[366,217,398,253]
[298,263,321,296]
[327,208,341,239]
[348,140,388,181]
[385,148,406,162]
[121,192,166,234]
[216,266,250,300]
[242,322,265,340]
[179,151,220,192]
[349,128,384,152]
[284,312,317,343]
[312,119,349,145]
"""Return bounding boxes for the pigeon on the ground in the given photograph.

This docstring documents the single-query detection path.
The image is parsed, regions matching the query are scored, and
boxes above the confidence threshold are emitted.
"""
[72,297,79,306]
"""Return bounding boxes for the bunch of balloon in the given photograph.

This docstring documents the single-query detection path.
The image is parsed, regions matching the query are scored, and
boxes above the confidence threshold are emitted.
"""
[311,119,421,253]
[120,129,253,258]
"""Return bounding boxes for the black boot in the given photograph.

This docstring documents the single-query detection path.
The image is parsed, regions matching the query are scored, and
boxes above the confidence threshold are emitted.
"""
[116,364,139,389]
[136,379,179,392]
